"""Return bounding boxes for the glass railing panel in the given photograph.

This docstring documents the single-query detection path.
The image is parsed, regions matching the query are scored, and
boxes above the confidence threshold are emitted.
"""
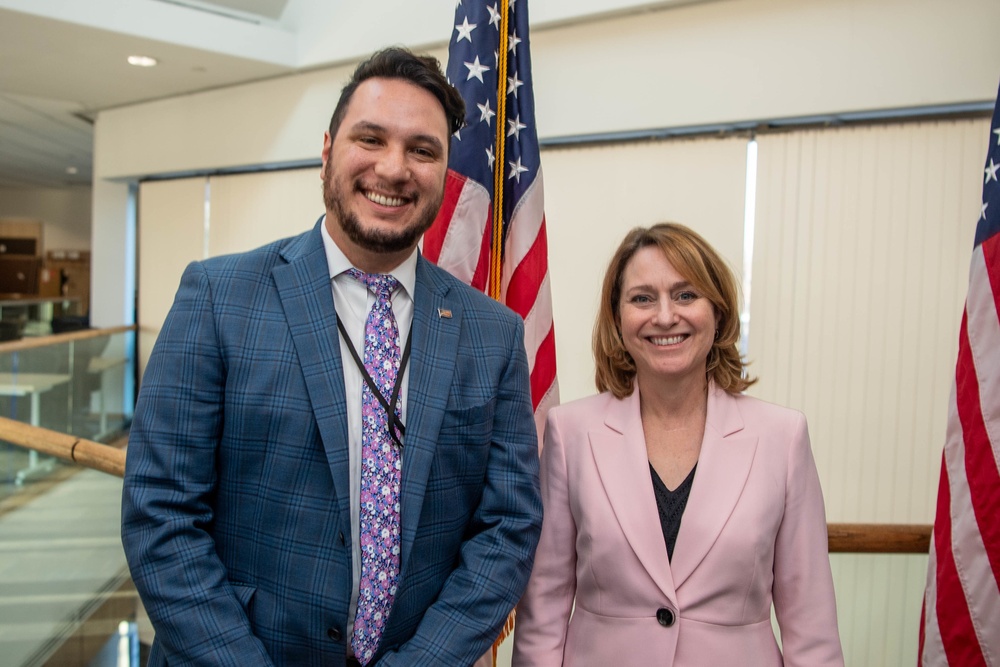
[0,328,135,493]
[66,331,135,443]
[0,469,138,667]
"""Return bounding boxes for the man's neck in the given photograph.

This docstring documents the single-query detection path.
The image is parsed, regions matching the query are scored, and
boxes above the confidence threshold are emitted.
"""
[325,220,414,274]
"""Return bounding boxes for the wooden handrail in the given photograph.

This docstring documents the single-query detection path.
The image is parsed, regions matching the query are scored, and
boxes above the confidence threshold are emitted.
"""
[0,324,137,354]
[0,417,934,554]
[0,416,125,478]
[828,522,932,554]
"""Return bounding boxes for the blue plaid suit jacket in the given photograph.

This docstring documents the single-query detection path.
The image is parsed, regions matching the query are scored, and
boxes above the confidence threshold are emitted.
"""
[121,221,542,666]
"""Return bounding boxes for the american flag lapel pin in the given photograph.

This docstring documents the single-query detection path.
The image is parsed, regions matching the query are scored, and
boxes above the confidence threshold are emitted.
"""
[437,307,452,319]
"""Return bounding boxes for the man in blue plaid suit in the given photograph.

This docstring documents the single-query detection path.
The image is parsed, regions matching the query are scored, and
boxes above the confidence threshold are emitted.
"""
[121,48,542,666]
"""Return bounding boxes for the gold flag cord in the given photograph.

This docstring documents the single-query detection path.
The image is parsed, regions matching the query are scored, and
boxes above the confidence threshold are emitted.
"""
[492,10,516,666]
[488,0,511,301]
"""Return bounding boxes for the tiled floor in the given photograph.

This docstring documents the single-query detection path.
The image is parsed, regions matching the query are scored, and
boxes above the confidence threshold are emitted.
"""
[85,623,140,667]
[0,467,132,667]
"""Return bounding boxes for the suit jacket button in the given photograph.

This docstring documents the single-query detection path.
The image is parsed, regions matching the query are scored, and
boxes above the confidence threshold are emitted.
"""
[338,532,345,545]
[656,608,675,627]
[327,627,342,641]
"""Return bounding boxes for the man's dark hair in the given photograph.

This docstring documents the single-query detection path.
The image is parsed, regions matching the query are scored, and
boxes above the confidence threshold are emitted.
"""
[328,47,466,141]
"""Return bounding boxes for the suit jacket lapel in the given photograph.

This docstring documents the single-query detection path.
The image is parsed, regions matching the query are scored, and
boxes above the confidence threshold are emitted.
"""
[669,384,757,589]
[397,257,460,576]
[590,391,678,603]
[272,221,352,531]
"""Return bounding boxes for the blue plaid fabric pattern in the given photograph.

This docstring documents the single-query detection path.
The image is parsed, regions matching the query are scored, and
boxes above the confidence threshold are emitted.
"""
[348,269,402,664]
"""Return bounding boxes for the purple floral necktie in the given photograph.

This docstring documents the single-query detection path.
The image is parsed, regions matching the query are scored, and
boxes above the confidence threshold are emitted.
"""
[348,269,402,665]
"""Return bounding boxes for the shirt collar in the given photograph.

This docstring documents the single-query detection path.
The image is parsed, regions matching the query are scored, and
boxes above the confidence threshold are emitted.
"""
[320,214,418,298]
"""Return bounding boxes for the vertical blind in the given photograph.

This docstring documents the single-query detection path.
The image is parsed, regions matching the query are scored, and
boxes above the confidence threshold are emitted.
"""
[749,119,987,524]
[748,118,989,666]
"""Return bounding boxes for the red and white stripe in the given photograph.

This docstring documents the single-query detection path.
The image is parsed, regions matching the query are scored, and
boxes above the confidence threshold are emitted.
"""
[424,168,559,448]
[920,234,1000,666]
[424,171,492,291]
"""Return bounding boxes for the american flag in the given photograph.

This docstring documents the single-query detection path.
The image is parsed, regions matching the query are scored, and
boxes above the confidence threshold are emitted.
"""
[424,0,558,444]
[919,84,1000,665]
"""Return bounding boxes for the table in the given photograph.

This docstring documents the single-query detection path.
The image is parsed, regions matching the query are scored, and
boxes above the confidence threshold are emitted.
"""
[0,372,73,484]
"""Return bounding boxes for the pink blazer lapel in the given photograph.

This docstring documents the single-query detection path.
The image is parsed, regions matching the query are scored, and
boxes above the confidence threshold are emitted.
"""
[590,391,678,603]
[669,384,758,589]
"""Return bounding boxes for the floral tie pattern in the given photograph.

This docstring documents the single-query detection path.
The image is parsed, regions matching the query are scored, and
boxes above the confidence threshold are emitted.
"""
[348,269,402,665]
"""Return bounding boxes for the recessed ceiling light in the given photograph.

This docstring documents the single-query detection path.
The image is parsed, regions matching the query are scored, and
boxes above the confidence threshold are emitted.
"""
[127,55,158,67]
[66,166,78,175]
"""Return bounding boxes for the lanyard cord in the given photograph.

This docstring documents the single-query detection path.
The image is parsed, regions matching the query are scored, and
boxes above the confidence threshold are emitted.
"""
[335,315,412,448]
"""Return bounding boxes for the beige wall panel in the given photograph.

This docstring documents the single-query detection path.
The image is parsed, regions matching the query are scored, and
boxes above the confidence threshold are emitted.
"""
[542,136,748,402]
[137,177,207,378]
[95,62,354,181]
[749,119,986,525]
[208,168,322,257]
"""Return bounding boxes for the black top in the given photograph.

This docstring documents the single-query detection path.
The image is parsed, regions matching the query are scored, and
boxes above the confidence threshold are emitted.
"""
[649,463,697,562]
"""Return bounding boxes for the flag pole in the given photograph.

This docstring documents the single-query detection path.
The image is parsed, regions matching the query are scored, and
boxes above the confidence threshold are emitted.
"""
[492,8,515,663]
[488,0,511,301]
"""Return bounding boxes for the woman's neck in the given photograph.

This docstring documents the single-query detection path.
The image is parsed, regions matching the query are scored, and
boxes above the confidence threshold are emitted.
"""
[636,372,709,428]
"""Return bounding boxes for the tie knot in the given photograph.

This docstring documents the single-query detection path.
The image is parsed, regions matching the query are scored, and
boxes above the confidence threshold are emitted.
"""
[348,268,398,299]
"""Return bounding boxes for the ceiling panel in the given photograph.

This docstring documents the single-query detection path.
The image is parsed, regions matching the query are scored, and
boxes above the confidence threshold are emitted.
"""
[0,7,293,188]
[0,10,292,111]
[0,94,93,187]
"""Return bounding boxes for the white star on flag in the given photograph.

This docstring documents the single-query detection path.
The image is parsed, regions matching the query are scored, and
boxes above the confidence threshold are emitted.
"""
[994,126,1000,145]
[486,145,495,170]
[508,73,524,98]
[508,157,528,182]
[455,17,477,43]
[488,4,501,29]
[507,115,527,139]
[464,56,490,82]
[478,100,496,126]
[983,201,989,220]
[986,158,1000,184]
[508,30,522,54]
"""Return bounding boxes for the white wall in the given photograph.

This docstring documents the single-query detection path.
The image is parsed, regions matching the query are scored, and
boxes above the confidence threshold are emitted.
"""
[0,185,92,251]
[93,0,1000,183]
[89,179,131,327]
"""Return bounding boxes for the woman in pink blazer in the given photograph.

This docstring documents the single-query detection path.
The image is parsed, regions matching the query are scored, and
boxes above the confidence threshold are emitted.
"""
[513,223,843,666]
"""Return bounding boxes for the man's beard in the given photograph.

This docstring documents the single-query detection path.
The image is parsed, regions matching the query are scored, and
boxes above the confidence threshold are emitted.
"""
[323,163,442,255]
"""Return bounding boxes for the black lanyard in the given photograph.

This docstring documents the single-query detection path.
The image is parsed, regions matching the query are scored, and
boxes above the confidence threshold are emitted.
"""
[335,315,411,448]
